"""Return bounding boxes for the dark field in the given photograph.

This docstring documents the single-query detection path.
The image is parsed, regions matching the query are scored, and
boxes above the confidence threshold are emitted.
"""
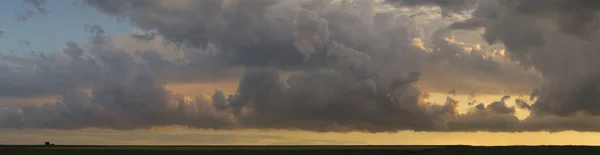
[2,145,600,155]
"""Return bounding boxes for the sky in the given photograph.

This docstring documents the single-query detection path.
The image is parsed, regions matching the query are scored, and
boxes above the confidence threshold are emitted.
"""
[0,0,133,55]
[2,0,600,145]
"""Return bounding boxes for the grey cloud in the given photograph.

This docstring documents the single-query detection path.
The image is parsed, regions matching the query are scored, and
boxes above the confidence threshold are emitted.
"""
[447,19,484,30]
[0,30,4,37]
[0,40,98,97]
[15,0,49,21]
[23,0,48,14]
[0,0,458,132]
[384,0,478,16]
[448,89,457,96]
[131,31,156,41]
[87,0,543,96]
[515,98,532,110]
[452,0,600,48]
[521,115,600,132]
[0,36,234,130]
[439,0,600,127]
[84,24,109,45]
[417,28,544,95]
[18,40,31,46]
[223,68,452,132]
[0,0,593,133]
[447,96,520,132]
[469,96,516,116]
[64,41,85,59]
[529,88,539,101]
[389,0,600,40]
[512,0,600,40]
[0,28,233,97]
[1,32,450,132]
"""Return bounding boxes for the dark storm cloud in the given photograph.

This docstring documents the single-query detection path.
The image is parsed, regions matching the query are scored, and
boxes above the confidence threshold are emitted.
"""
[222,68,453,132]
[434,0,600,131]
[450,0,600,46]
[85,0,543,95]
[0,0,463,132]
[447,0,600,116]
[0,0,594,133]
[418,28,543,95]
[512,0,600,40]
[84,0,309,69]
[390,0,600,40]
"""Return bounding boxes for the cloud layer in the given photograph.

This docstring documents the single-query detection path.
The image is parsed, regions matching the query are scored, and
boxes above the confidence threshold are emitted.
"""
[2,0,597,133]
[387,0,600,131]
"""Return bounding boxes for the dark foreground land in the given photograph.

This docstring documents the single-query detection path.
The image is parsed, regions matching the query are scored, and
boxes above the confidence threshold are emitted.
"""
[2,145,600,155]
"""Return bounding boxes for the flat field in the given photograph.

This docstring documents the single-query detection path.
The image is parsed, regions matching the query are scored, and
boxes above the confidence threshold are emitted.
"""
[2,145,600,155]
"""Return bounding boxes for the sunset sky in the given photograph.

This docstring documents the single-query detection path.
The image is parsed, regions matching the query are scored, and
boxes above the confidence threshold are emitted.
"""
[2,0,600,145]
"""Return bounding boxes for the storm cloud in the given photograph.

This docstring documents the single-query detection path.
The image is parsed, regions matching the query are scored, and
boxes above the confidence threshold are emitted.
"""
[397,0,600,130]
[1,0,597,133]
[434,0,600,118]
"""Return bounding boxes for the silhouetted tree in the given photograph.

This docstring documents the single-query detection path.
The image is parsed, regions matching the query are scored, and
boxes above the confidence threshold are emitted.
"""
[44,142,54,146]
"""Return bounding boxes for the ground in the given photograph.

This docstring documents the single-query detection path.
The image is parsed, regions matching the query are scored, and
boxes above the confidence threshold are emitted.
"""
[2,145,600,155]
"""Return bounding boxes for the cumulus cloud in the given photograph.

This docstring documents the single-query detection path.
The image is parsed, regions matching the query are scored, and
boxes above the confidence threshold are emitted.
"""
[1,0,597,133]
[416,28,543,95]
[401,0,600,131]
[0,30,234,130]
[438,0,600,118]
[390,0,600,118]
[86,0,542,95]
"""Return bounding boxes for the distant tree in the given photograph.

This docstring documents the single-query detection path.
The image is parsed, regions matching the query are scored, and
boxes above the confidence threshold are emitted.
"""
[44,142,54,146]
